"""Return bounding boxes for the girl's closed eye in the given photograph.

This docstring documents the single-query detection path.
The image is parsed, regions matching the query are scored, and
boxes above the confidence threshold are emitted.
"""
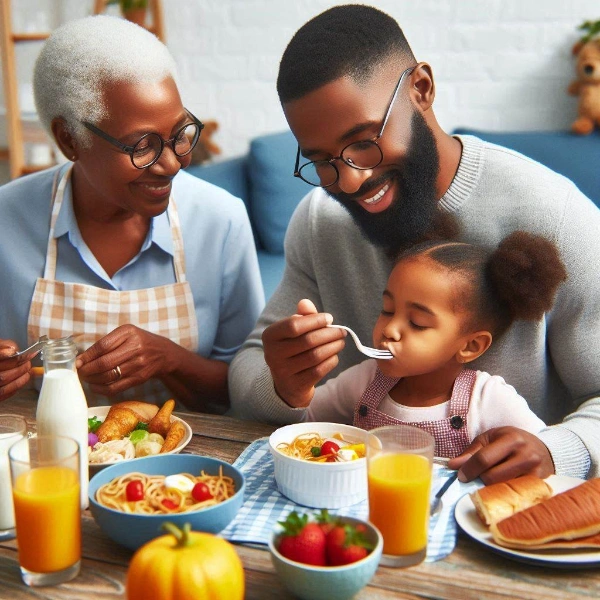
[410,321,429,331]
[380,308,394,316]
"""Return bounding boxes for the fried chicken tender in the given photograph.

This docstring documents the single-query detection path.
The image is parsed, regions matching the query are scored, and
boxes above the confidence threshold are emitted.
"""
[96,407,139,442]
[160,420,186,453]
[111,400,159,422]
[148,398,175,438]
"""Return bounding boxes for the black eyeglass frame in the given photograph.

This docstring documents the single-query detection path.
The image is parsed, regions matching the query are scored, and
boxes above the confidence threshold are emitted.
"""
[293,66,416,188]
[82,110,205,169]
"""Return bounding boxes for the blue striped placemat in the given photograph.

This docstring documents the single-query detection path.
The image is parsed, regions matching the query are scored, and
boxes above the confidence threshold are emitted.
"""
[220,438,481,562]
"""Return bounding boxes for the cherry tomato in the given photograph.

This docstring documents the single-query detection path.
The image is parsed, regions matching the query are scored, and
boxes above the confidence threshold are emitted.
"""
[320,441,340,461]
[125,480,144,502]
[161,498,179,510]
[192,482,214,502]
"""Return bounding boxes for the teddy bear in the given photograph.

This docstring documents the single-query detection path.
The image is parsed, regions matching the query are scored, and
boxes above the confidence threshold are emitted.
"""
[189,120,222,164]
[568,37,600,134]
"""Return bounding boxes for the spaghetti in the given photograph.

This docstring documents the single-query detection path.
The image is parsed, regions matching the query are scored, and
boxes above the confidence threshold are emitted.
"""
[96,468,235,514]
[276,432,363,462]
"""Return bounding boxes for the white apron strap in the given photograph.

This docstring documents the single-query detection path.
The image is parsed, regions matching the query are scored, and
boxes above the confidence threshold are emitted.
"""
[43,165,72,280]
[166,197,187,283]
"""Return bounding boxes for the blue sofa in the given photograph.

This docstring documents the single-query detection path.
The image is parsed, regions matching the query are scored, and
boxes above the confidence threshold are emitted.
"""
[186,132,312,299]
[186,129,600,299]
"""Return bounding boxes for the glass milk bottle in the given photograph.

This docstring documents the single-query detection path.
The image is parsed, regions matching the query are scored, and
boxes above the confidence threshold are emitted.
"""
[36,338,89,509]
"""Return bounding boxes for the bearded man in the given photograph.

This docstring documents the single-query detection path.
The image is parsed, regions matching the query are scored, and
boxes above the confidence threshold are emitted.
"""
[229,4,600,484]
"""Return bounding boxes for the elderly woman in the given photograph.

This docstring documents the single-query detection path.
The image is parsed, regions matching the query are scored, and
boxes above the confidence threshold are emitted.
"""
[0,16,264,411]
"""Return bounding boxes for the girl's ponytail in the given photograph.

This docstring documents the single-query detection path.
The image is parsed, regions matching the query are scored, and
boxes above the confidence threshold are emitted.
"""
[487,231,567,323]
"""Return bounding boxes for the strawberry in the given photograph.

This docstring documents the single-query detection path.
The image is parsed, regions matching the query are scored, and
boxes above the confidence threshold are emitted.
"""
[326,523,374,566]
[277,511,327,566]
[316,509,335,535]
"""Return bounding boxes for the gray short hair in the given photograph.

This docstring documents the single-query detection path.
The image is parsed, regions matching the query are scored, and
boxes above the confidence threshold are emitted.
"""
[34,15,178,147]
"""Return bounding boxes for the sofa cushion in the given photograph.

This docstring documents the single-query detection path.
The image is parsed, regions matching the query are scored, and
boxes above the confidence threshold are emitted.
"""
[248,131,312,253]
[257,250,286,300]
[185,156,249,209]
[453,129,600,207]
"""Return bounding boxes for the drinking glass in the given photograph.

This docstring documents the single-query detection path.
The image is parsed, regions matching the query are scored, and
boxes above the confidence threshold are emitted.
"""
[367,425,434,567]
[9,435,81,586]
[0,414,27,540]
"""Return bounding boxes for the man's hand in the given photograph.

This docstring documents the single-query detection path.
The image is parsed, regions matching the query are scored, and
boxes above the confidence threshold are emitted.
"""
[447,426,555,485]
[262,298,346,408]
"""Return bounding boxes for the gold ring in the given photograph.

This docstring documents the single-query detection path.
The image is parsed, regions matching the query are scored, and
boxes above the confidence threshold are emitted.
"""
[112,365,122,381]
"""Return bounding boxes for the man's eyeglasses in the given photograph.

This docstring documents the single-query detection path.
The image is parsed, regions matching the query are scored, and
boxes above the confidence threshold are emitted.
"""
[82,110,204,169]
[294,66,416,188]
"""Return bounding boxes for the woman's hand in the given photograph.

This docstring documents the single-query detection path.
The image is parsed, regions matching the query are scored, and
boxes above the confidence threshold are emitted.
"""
[0,339,32,401]
[262,299,346,408]
[75,324,174,396]
[447,426,555,484]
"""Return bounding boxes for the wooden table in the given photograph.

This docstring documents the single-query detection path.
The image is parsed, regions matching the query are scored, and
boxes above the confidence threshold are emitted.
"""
[1,392,599,600]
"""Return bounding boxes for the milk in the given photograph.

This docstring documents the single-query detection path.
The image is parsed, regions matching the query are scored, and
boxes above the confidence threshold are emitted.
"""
[0,429,25,531]
[36,339,89,509]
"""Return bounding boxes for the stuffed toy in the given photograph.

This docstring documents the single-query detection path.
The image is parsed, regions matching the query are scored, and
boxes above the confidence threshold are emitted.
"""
[568,21,600,135]
[190,120,222,164]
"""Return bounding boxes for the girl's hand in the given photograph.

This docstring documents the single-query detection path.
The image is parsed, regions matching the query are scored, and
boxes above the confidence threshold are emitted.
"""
[0,339,32,401]
[447,426,555,484]
[75,325,175,396]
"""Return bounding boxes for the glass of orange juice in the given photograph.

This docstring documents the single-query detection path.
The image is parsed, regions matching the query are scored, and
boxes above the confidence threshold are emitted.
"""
[367,425,434,567]
[8,435,81,586]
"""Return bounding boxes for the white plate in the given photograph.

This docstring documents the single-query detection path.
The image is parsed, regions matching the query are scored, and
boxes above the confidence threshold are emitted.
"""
[455,475,600,567]
[87,406,192,470]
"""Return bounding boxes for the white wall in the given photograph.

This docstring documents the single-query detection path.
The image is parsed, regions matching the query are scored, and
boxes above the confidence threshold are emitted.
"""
[2,0,598,161]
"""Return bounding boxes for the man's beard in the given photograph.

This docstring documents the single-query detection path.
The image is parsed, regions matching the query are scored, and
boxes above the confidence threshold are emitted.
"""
[328,110,443,258]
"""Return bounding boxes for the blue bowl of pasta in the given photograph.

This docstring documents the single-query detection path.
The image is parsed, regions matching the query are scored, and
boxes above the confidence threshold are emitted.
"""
[88,453,245,550]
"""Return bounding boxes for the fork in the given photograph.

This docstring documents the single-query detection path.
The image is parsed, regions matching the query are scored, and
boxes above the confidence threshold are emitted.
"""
[1,335,49,362]
[328,324,393,359]
[2,334,73,363]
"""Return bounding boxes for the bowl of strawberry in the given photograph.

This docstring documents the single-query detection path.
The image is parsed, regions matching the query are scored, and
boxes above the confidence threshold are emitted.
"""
[269,510,383,600]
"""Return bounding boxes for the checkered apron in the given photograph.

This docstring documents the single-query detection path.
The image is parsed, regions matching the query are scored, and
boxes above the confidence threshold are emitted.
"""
[353,368,476,458]
[27,166,199,404]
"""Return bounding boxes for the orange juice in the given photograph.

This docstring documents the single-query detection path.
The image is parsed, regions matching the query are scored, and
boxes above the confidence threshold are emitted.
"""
[368,453,432,555]
[13,466,80,573]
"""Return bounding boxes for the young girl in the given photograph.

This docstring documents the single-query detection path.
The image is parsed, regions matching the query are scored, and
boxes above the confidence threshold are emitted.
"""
[301,231,567,458]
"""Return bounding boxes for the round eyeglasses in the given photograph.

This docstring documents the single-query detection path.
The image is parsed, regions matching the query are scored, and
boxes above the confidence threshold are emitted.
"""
[294,66,415,187]
[82,111,204,169]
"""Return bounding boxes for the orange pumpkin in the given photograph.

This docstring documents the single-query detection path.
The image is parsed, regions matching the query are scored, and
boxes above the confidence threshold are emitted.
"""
[126,523,244,600]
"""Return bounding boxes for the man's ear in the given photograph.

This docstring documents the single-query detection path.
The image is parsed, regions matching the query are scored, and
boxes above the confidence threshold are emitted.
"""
[409,62,435,111]
[456,331,492,364]
[51,117,78,162]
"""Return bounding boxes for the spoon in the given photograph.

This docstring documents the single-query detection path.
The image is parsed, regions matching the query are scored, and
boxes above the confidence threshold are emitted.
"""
[430,472,458,516]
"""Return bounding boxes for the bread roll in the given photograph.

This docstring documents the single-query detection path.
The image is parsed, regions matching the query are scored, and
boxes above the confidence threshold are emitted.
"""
[490,479,600,549]
[470,475,552,525]
[110,401,159,423]
[508,532,600,550]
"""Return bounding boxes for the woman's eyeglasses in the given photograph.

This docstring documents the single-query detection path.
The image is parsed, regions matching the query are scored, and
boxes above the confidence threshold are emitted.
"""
[82,111,204,169]
[294,66,415,188]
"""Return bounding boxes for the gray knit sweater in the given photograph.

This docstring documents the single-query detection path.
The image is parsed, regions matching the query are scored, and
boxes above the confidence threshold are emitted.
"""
[229,135,600,479]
